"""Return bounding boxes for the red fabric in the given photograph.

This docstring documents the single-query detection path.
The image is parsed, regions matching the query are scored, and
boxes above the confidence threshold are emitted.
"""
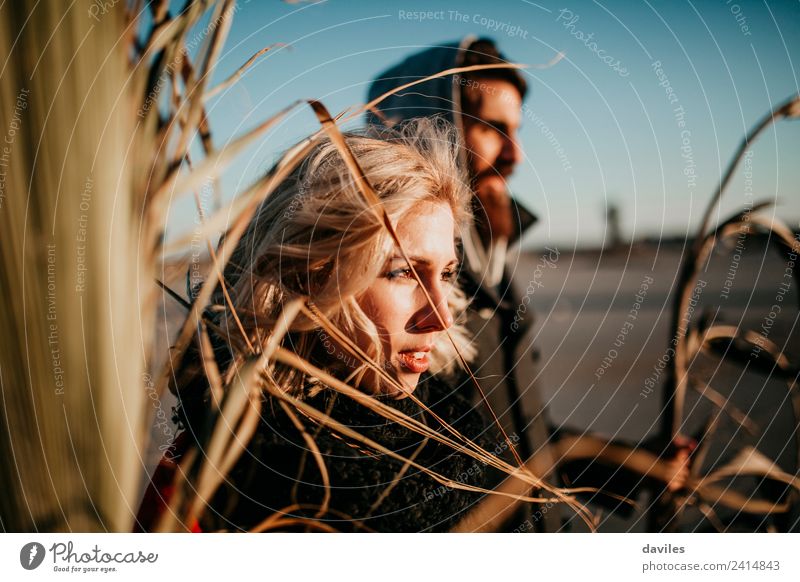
[134,432,202,533]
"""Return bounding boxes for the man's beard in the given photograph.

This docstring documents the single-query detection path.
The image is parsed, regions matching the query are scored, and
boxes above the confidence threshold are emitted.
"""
[471,167,514,243]
[471,164,514,189]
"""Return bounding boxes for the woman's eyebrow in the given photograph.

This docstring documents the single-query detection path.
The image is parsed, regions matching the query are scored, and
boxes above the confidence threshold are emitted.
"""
[388,255,459,266]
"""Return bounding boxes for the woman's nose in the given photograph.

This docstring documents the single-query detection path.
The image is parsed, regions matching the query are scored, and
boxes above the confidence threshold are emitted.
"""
[410,284,454,333]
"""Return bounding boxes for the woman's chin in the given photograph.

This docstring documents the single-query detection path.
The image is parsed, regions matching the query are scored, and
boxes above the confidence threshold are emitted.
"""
[388,372,420,399]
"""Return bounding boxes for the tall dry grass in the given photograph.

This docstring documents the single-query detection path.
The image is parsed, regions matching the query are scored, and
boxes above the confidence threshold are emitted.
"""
[1,0,797,533]
[0,1,144,531]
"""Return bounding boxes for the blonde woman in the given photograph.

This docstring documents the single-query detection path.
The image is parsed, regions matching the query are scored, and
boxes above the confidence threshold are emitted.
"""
[139,118,506,532]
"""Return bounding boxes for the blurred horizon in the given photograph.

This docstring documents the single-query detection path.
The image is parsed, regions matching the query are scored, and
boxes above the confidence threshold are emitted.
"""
[160,0,800,251]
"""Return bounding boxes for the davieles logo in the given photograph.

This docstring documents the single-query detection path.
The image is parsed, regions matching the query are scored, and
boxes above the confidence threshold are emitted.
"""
[20,542,46,570]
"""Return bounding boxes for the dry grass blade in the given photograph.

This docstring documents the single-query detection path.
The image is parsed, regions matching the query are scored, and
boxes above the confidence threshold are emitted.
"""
[697,502,726,532]
[690,376,759,435]
[670,203,798,437]
[699,324,794,375]
[169,0,236,168]
[155,99,301,204]
[214,387,262,483]
[366,437,429,518]
[690,415,720,480]
[184,362,254,520]
[671,220,752,437]
[748,213,800,310]
[301,302,523,471]
[159,298,304,531]
[253,517,340,533]
[154,446,199,533]
[155,131,318,401]
[350,55,565,124]
[278,400,332,518]
[204,44,285,101]
[268,344,600,531]
[692,93,800,260]
[700,446,800,492]
[190,181,254,354]
[695,484,789,514]
[198,322,225,409]
[250,503,370,533]
[455,434,685,532]
[273,345,523,481]
[259,369,568,509]
[142,0,215,57]
[668,96,800,440]
[160,119,318,254]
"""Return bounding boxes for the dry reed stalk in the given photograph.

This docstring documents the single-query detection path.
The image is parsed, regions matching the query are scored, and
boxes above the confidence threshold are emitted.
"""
[0,1,144,531]
[651,94,800,530]
[668,94,800,440]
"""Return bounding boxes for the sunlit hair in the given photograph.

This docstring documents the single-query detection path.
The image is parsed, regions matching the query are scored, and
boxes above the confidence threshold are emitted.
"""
[176,117,475,406]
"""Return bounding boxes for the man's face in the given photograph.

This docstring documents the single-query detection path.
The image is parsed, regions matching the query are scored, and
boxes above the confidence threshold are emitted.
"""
[461,78,523,243]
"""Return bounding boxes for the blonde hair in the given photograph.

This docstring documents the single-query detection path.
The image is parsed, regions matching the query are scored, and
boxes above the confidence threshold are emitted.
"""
[178,118,474,404]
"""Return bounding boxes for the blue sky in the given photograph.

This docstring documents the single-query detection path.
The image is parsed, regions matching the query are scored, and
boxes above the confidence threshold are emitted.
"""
[164,0,800,249]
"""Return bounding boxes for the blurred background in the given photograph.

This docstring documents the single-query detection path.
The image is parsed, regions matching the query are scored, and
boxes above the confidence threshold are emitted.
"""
[161,0,800,250]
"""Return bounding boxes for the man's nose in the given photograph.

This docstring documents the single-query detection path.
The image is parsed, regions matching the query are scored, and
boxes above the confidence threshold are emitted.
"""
[500,131,522,167]
[410,283,454,333]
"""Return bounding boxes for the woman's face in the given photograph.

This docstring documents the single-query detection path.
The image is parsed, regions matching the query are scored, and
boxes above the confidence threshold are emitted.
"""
[357,200,459,398]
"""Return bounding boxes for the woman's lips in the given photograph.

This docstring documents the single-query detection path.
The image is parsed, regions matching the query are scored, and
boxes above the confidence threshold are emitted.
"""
[397,349,430,374]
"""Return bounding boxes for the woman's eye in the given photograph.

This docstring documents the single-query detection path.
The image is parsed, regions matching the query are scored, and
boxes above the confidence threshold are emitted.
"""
[441,270,457,283]
[386,268,412,280]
